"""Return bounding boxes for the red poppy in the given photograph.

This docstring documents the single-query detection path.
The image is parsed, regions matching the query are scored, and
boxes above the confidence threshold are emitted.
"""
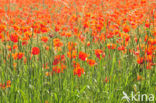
[123,25,130,33]
[52,66,61,73]
[53,55,65,65]
[107,43,117,50]
[17,52,24,59]
[87,59,96,66]
[6,80,11,88]
[137,75,142,81]
[105,77,109,83]
[22,41,28,46]
[67,50,77,59]
[68,42,77,51]
[55,26,60,32]
[146,63,152,70]
[10,34,18,43]
[73,61,80,68]
[0,24,6,33]
[118,46,125,51]
[0,83,2,88]
[87,41,90,46]
[0,33,4,39]
[95,49,105,59]
[2,84,5,89]
[53,59,59,65]
[53,38,63,47]
[137,57,144,64]
[79,51,88,61]
[32,47,40,55]
[141,0,146,4]
[13,45,18,50]
[41,36,48,43]
[73,66,84,77]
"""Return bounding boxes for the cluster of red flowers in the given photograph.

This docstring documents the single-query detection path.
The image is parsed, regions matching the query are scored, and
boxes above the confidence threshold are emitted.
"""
[0,0,155,80]
[0,80,11,90]
[12,52,24,60]
[32,47,40,55]
[79,51,88,61]
[44,55,66,76]
[73,61,85,77]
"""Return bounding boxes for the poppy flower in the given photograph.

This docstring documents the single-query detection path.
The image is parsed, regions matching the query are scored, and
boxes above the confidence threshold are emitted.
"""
[87,59,96,66]
[79,51,88,61]
[65,32,72,37]
[123,25,130,33]
[22,41,28,46]
[32,47,40,55]
[141,0,146,4]
[146,63,152,70]
[118,46,125,51]
[24,31,32,38]
[45,46,49,51]
[56,69,61,73]
[73,61,80,68]
[79,34,86,42]
[41,27,48,33]
[137,75,142,81]
[53,55,65,65]
[68,42,77,51]
[24,57,27,64]
[87,41,90,46]
[104,77,109,83]
[2,84,5,89]
[0,33,4,39]
[12,25,20,31]
[146,48,153,55]
[137,57,144,64]
[52,66,61,73]
[73,66,84,77]
[145,21,150,28]
[12,53,18,60]
[53,58,59,65]
[125,34,130,42]
[13,45,18,50]
[95,49,105,59]
[17,52,24,59]
[107,43,117,49]
[67,50,77,59]
[10,34,18,43]
[8,45,12,51]
[41,36,48,43]
[77,68,82,77]
[0,24,6,33]
[61,61,66,68]
[6,80,11,88]
[53,38,63,47]
[43,63,49,69]
[145,55,153,62]
[0,83,2,88]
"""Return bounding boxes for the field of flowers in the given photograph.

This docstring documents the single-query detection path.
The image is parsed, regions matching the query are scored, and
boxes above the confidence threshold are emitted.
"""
[0,0,156,103]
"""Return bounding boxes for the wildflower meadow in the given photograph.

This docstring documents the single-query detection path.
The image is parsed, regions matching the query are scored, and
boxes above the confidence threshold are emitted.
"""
[0,0,155,103]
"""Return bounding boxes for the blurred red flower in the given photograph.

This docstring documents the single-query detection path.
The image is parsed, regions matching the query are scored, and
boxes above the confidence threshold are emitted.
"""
[10,34,18,43]
[32,47,40,55]
[79,51,88,61]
